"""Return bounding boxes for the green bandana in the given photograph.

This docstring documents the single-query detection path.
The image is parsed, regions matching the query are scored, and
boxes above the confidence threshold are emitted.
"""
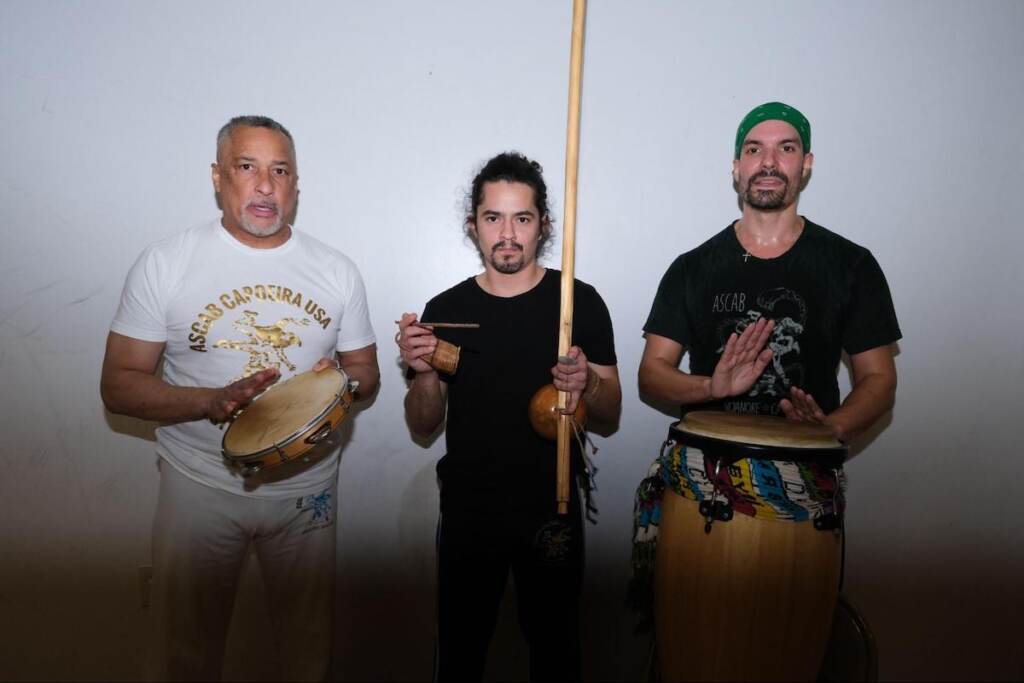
[734,102,811,159]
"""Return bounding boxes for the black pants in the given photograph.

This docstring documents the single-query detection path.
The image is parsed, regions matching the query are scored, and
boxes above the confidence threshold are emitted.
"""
[435,495,584,682]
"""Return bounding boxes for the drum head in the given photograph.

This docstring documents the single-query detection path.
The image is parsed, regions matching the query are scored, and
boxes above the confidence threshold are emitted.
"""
[223,368,347,458]
[672,411,845,466]
[680,411,841,450]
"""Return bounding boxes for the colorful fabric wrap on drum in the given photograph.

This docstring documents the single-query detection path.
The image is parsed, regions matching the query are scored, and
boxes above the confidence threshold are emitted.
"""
[661,441,844,522]
[627,438,845,632]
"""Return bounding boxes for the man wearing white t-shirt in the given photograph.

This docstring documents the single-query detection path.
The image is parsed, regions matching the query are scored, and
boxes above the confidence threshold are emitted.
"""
[101,115,379,681]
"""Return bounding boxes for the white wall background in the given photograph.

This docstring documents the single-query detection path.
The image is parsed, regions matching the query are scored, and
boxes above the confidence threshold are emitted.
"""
[2,1,1022,680]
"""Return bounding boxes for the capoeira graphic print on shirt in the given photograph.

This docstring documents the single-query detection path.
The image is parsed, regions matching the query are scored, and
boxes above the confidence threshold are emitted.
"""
[717,287,806,413]
[187,280,336,382]
[214,309,313,381]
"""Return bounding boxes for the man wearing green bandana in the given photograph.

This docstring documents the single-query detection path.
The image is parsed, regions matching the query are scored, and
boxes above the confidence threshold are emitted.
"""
[634,102,901,680]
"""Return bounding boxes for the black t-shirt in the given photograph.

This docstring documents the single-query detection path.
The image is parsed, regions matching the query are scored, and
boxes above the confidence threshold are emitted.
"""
[419,269,617,512]
[644,219,901,416]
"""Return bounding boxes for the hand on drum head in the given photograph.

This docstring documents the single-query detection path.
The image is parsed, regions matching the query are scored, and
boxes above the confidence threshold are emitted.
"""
[206,368,280,424]
[396,312,437,374]
[710,317,775,399]
[780,386,836,434]
[551,346,589,414]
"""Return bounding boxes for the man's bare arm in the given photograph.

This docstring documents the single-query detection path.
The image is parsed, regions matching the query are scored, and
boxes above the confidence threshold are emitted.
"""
[782,345,897,442]
[639,321,775,405]
[638,334,711,404]
[405,369,448,437]
[581,362,621,435]
[396,312,447,437]
[337,343,380,400]
[100,331,278,423]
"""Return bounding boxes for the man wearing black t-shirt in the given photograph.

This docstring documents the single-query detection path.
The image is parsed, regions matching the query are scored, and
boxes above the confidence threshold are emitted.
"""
[636,102,900,680]
[641,100,899,449]
[397,152,621,681]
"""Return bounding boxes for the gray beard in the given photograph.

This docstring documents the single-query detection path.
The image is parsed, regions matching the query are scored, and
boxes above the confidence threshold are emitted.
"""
[241,215,284,237]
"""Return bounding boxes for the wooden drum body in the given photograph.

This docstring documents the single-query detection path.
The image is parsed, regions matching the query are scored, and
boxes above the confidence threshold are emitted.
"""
[222,368,354,478]
[655,411,846,682]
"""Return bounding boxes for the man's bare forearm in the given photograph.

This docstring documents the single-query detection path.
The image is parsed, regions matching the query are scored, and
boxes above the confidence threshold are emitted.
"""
[584,380,621,424]
[101,369,215,423]
[405,370,446,436]
[827,373,896,442]
[582,369,622,431]
[342,361,380,400]
[638,358,713,405]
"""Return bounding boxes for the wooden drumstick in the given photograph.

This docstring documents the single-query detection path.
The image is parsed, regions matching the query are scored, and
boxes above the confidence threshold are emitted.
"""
[556,0,587,515]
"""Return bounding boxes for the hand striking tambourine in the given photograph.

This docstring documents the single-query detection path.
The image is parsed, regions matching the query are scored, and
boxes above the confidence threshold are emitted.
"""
[222,367,356,477]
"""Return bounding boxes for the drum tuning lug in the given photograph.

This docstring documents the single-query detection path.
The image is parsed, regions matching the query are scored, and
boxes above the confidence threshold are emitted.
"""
[700,500,716,534]
[813,513,840,532]
[699,500,734,531]
[242,464,262,478]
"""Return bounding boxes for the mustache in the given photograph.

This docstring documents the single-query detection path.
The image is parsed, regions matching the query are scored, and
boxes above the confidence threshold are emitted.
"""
[491,240,524,254]
[246,199,279,211]
[748,168,790,188]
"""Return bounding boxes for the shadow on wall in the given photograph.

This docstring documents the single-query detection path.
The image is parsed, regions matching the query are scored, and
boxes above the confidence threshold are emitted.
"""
[104,410,157,443]
[845,549,1024,682]
[333,460,439,681]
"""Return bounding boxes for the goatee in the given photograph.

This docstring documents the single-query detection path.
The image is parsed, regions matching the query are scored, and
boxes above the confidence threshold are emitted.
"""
[745,169,790,210]
[489,240,525,274]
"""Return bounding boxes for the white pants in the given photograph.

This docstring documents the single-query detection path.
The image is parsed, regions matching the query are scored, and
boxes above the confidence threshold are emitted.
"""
[147,461,336,682]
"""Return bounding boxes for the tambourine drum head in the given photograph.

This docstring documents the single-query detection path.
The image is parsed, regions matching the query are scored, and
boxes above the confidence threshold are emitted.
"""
[223,369,346,458]
[679,411,842,450]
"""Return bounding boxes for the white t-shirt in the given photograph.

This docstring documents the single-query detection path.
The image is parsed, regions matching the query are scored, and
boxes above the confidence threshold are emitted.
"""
[111,220,376,498]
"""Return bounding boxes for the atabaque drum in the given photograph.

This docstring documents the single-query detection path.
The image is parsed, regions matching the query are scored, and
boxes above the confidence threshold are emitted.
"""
[222,368,354,478]
[655,411,847,682]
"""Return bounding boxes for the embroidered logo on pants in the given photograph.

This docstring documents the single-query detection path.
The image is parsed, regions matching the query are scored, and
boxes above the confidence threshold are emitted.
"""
[296,488,334,533]
[533,520,573,564]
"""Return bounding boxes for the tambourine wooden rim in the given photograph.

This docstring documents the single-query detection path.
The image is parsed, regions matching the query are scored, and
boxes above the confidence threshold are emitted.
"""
[670,410,847,468]
[222,368,353,472]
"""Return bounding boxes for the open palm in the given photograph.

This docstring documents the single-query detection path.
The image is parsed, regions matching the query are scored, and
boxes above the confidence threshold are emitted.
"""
[710,317,775,399]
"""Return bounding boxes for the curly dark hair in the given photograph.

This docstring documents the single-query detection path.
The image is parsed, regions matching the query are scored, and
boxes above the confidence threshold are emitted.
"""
[464,152,554,256]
